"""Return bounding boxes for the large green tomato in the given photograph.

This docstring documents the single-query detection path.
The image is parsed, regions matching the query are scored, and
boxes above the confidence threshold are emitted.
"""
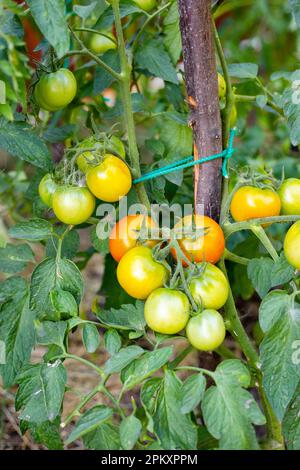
[189,263,229,310]
[38,174,57,207]
[52,186,95,225]
[186,309,226,351]
[284,220,300,269]
[144,288,190,334]
[278,178,300,215]
[131,0,157,12]
[89,31,117,55]
[35,69,77,111]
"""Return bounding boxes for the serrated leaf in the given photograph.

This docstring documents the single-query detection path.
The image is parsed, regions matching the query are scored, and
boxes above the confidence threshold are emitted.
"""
[104,345,144,375]
[26,418,63,450]
[50,289,78,320]
[163,1,181,64]
[46,229,80,259]
[180,374,206,414]
[66,406,113,445]
[202,360,265,449]
[228,63,258,79]
[16,361,67,424]
[271,252,295,287]
[36,321,67,350]
[73,1,97,19]
[27,0,69,58]
[0,120,52,170]
[135,40,178,84]
[0,243,34,273]
[97,301,146,332]
[247,257,273,298]
[0,279,35,388]
[9,219,53,242]
[152,370,197,450]
[260,293,300,419]
[83,422,120,450]
[82,323,100,353]
[121,346,173,390]
[283,382,300,449]
[120,415,142,450]
[93,50,120,95]
[104,329,121,355]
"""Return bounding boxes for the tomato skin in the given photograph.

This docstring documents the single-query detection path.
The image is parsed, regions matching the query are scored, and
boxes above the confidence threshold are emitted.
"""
[89,32,117,55]
[117,246,168,299]
[218,73,226,98]
[230,186,281,222]
[144,288,190,334]
[35,69,77,110]
[76,136,125,173]
[186,309,226,351]
[86,154,132,202]
[284,221,300,269]
[131,0,157,11]
[278,178,300,215]
[171,215,225,265]
[109,214,157,262]
[38,174,57,207]
[189,263,229,310]
[52,186,95,225]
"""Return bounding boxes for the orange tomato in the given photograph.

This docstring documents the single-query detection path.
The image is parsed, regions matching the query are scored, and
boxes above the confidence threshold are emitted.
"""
[109,214,157,262]
[230,186,281,222]
[171,215,225,265]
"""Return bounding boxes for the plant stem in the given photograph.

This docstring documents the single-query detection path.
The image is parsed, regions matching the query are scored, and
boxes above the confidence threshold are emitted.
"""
[215,344,237,359]
[64,353,104,376]
[234,94,283,115]
[175,366,215,379]
[111,0,150,211]
[169,345,193,369]
[62,385,100,427]
[223,214,300,237]
[250,225,279,261]
[224,248,250,265]
[74,28,117,44]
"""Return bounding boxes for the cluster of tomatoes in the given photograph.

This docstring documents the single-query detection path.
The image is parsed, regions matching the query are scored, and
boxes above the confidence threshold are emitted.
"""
[229,181,300,269]
[38,134,132,225]
[109,214,229,351]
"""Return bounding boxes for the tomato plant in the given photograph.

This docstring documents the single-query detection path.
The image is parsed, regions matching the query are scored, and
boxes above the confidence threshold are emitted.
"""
[2,0,300,454]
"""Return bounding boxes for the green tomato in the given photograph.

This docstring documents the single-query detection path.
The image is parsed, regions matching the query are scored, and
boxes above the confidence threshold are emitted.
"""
[144,288,190,334]
[38,174,57,207]
[131,0,157,12]
[186,309,226,351]
[218,73,226,99]
[284,220,300,269]
[76,135,126,173]
[35,69,77,111]
[189,263,229,310]
[52,186,95,225]
[89,31,117,55]
[230,104,237,127]
[278,178,300,215]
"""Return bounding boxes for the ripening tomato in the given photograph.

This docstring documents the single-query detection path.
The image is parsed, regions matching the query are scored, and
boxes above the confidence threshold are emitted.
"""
[117,246,169,299]
[89,31,117,55]
[218,73,226,98]
[35,69,77,111]
[131,0,157,12]
[230,186,281,222]
[278,178,300,215]
[171,215,225,265]
[144,288,190,334]
[284,220,300,269]
[52,186,95,225]
[76,136,126,173]
[186,309,226,351]
[86,154,132,202]
[38,174,57,207]
[189,263,229,310]
[109,214,157,262]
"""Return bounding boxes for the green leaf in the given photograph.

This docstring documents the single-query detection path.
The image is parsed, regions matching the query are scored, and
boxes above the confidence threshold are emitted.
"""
[97,301,146,332]
[0,243,34,273]
[50,289,78,320]
[259,293,300,419]
[289,0,300,28]
[163,1,181,64]
[73,1,97,19]
[152,370,197,450]
[9,219,53,242]
[30,258,83,320]
[90,224,110,255]
[283,382,300,449]
[46,229,80,259]
[104,345,144,375]
[0,279,35,387]
[16,361,67,424]
[104,329,122,355]
[247,257,273,298]
[0,120,52,170]
[202,360,264,449]
[228,63,258,79]
[121,346,174,390]
[93,50,120,95]
[66,406,113,445]
[83,422,120,450]
[120,415,142,450]
[135,40,178,84]
[180,374,206,414]
[96,0,143,30]
[159,117,193,157]
[25,418,63,450]
[271,252,295,286]
[27,0,69,58]
[35,321,67,350]
[82,323,100,353]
